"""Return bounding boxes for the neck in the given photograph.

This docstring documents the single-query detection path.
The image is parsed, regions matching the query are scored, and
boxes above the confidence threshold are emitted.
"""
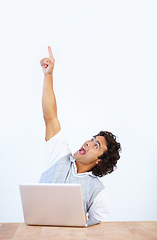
[75,161,94,174]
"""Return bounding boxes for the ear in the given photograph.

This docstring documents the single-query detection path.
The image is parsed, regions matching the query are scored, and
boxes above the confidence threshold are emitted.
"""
[96,158,102,165]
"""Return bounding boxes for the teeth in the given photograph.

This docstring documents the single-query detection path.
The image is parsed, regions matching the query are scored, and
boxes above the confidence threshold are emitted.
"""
[77,145,86,155]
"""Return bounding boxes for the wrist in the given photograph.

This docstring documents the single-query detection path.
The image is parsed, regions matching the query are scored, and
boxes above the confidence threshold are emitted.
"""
[44,73,53,79]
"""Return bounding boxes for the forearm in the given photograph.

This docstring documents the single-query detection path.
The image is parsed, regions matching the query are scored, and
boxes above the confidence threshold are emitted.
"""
[42,74,58,121]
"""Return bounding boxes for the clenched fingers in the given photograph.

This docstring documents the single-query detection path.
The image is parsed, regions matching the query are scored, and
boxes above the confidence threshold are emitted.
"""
[40,58,51,67]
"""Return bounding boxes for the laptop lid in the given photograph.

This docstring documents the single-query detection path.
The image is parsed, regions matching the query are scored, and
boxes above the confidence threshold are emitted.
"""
[19,183,86,227]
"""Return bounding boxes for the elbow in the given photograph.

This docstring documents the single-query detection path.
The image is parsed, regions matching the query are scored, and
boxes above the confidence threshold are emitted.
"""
[43,114,54,123]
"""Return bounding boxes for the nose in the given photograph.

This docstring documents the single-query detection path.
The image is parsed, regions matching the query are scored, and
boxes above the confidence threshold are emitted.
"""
[85,140,92,148]
[85,139,96,148]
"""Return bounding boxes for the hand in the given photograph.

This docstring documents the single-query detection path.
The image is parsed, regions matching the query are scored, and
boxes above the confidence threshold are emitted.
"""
[40,46,55,75]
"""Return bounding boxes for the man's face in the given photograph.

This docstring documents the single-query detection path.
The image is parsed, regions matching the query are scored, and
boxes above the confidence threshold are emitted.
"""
[73,135,108,171]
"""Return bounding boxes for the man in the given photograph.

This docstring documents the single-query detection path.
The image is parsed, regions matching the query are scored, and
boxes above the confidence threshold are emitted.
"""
[39,46,121,226]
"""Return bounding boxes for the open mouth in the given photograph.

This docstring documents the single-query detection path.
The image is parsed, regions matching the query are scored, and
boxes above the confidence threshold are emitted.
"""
[77,145,86,155]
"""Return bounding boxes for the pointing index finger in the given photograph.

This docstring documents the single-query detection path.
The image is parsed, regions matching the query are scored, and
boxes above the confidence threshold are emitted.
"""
[48,46,54,61]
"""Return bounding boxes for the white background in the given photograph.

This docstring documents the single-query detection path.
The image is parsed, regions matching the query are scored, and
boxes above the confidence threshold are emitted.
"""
[0,0,157,222]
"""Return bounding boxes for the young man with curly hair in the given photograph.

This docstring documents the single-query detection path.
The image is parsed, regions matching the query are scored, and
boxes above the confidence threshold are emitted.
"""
[39,46,121,226]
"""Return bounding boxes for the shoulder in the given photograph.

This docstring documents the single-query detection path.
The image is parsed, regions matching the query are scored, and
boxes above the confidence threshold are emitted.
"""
[87,176,105,200]
[89,174,105,189]
[44,130,71,170]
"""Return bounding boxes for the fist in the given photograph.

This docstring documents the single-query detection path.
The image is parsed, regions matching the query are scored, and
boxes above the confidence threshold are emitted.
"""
[40,46,55,75]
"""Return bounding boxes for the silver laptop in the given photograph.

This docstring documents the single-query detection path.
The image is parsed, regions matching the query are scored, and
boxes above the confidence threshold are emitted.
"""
[19,183,86,227]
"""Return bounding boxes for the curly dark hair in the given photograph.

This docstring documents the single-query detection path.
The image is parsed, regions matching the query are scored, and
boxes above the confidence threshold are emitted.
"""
[91,131,121,177]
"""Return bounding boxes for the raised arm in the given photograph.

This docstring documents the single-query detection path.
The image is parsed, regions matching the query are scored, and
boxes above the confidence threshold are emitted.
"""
[40,46,61,141]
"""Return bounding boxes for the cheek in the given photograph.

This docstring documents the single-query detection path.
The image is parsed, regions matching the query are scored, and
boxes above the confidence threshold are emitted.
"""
[87,150,98,159]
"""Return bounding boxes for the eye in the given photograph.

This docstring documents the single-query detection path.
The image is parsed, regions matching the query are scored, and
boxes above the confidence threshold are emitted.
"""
[91,138,94,142]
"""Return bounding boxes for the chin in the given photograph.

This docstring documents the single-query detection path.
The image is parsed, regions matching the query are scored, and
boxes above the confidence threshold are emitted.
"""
[73,152,78,159]
[73,152,82,160]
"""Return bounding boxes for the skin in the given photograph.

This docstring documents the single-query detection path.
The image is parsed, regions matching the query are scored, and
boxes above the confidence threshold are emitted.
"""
[40,46,108,217]
[40,46,108,173]
[73,136,108,173]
